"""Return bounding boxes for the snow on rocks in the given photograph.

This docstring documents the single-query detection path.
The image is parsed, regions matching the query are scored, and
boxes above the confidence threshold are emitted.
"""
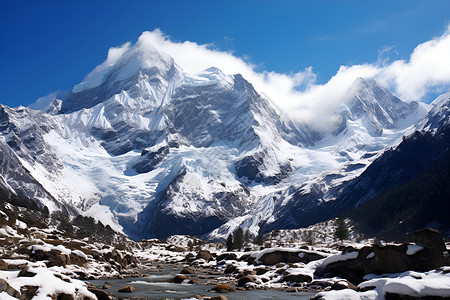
[314,269,450,300]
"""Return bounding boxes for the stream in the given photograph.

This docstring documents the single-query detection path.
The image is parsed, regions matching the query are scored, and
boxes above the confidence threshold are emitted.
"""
[88,264,315,299]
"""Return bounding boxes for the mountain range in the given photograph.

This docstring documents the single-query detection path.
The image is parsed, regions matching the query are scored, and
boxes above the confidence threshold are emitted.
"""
[1,37,448,241]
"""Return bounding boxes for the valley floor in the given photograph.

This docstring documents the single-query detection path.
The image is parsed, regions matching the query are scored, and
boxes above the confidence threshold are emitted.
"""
[1,214,450,300]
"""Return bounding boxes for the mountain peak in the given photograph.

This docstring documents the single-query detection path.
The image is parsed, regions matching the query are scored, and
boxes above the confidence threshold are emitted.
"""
[72,35,175,94]
[343,77,425,136]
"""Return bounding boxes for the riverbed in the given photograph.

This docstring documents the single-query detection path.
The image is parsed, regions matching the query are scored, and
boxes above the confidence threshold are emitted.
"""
[88,264,315,299]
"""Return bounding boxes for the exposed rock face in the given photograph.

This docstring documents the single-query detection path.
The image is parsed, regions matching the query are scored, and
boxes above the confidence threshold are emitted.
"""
[132,145,169,173]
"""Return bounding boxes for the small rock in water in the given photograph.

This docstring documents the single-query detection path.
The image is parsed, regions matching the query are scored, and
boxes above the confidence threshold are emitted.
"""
[118,285,136,293]
[210,284,235,293]
[173,274,189,283]
[181,266,195,274]
[237,275,257,287]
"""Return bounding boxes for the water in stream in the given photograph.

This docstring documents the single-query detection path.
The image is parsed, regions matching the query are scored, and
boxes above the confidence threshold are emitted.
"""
[88,264,315,299]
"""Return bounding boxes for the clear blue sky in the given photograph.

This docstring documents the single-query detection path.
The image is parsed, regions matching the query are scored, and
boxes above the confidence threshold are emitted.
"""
[1,0,449,107]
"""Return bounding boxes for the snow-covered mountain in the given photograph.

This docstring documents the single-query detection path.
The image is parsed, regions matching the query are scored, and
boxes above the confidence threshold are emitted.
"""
[0,35,437,240]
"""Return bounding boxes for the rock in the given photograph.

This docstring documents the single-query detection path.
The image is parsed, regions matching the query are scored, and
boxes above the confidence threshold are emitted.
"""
[181,266,195,274]
[237,275,257,287]
[211,284,235,293]
[412,227,447,254]
[0,279,20,298]
[88,287,114,300]
[197,250,213,262]
[330,280,357,291]
[69,252,87,267]
[224,265,237,274]
[19,266,36,277]
[320,235,450,283]
[184,253,196,262]
[51,293,74,300]
[255,266,272,275]
[208,296,229,300]
[188,278,202,285]
[118,285,136,293]
[173,274,189,283]
[31,249,70,267]
[283,273,312,283]
[216,253,237,262]
[20,285,39,300]
[166,244,187,252]
[257,250,326,265]
[0,259,7,270]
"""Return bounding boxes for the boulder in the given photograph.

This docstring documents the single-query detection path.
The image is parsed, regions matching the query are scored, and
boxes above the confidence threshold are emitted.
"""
[216,253,237,262]
[0,259,7,270]
[20,285,39,299]
[0,279,20,298]
[257,250,326,265]
[197,250,213,262]
[51,293,74,300]
[320,230,450,284]
[31,249,70,267]
[173,274,189,283]
[237,275,257,287]
[188,278,201,285]
[330,280,357,291]
[118,285,136,293]
[211,284,235,293]
[206,296,229,300]
[88,287,114,300]
[69,252,87,267]
[19,266,36,277]
[255,266,272,275]
[224,265,237,274]
[412,228,447,254]
[181,266,195,274]
[283,273,312,283]
[166,244,187,252]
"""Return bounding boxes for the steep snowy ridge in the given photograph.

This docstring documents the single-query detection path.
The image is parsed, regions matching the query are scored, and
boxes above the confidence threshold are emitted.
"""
[0,35,439,240]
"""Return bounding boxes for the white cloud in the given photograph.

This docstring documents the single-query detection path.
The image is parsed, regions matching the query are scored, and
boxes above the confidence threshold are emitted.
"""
[80,26,450,131]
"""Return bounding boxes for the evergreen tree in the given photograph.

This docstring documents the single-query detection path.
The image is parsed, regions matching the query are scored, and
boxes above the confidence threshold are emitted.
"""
[335,217,349,242]
[226,233,234,251]
[233,227,244,250]
[254,234,264,246]
[244,229,250,243]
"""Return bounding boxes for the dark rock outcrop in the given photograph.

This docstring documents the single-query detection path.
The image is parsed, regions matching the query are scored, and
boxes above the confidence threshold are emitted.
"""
[318,228,450,283]
[256,249,326,265]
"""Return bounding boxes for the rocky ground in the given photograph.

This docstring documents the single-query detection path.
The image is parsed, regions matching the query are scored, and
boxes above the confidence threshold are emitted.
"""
[1,203,449,300]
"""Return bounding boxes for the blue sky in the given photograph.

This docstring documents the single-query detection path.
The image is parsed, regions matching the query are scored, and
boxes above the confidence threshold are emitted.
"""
[1,0,450,107]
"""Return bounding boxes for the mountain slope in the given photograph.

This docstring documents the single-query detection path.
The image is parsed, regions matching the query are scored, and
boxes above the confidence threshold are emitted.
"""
[263,93,450,237]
